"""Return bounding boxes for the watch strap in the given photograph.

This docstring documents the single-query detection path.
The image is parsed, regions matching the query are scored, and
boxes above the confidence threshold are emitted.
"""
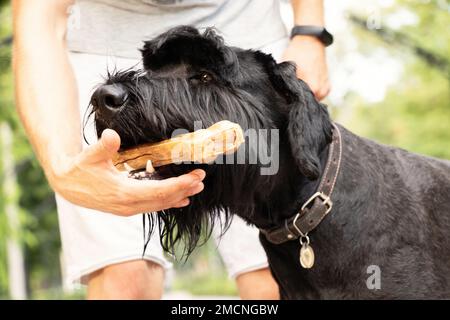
[290,25,334,47]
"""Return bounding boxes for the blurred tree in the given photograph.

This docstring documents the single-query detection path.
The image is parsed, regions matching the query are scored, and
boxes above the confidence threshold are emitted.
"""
[344,0,450,160]
[0,1,61,298]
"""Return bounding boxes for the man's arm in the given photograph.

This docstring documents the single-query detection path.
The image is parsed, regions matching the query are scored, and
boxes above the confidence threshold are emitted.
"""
[283,0,330,100]
[13,0,82,170]
[12,0,205,216]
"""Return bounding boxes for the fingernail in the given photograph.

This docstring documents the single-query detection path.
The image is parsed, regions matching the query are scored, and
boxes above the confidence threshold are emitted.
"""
[193,170,206,180]
[146,160,155,173]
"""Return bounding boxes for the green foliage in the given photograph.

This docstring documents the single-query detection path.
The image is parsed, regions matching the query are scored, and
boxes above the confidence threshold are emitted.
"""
[172,238,238,296]
[173,273,237,296]
[343,0,450,160]
[0,2,13,298]
[0,2,60,298]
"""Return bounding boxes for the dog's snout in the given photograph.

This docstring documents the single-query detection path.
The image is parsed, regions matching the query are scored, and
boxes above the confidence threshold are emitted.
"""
[91,84,128,117]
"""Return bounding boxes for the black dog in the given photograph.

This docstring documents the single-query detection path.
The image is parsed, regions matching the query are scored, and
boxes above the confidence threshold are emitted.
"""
[90,26,450,299]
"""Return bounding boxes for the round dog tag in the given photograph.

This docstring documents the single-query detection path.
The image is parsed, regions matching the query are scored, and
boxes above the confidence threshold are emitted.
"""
[300,244,315,269]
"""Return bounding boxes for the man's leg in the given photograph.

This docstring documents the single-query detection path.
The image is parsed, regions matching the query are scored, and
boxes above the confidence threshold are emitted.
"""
[87,260,164,300]
[57,192,171,299]
[235,268,279,300]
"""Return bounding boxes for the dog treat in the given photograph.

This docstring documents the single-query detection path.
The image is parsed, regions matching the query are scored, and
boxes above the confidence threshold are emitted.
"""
[114,120,244,172]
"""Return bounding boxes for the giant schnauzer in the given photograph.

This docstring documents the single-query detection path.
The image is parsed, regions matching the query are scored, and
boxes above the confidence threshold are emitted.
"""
[90,26,450,299]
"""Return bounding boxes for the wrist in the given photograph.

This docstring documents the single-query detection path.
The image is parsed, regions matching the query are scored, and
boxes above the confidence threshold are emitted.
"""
[290,25,333,47]
[45,153,75,189]
[290,34,325,47]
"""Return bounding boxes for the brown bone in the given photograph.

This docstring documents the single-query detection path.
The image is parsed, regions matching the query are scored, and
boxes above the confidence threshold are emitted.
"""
[113,120,245,171]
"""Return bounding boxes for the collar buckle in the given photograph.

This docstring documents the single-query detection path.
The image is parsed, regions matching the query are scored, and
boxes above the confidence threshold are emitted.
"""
[301,191,333,214]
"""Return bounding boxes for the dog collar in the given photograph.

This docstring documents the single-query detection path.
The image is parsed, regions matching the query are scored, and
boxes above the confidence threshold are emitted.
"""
[260,123,342,268]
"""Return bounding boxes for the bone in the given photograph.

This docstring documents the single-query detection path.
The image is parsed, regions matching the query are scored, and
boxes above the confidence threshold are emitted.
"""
[113,120,244,171]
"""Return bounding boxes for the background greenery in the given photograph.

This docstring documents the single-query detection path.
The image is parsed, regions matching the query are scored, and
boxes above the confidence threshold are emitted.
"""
[0,0,449,299]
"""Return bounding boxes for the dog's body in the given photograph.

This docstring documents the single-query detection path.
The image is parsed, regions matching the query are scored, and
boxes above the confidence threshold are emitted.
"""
[91,26,450,299]
[262,126,450,299]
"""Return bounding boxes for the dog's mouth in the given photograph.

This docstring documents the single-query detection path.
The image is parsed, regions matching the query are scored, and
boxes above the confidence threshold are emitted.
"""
[127,163,192,181]
[128,168,162,180]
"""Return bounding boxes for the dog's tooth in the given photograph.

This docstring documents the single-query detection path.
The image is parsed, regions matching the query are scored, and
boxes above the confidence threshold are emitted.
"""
[146,160,155,173]
[139,171,147,178]
[124,163,134,172]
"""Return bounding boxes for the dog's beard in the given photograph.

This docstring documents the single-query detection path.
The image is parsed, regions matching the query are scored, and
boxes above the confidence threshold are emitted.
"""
[89,70,281,258]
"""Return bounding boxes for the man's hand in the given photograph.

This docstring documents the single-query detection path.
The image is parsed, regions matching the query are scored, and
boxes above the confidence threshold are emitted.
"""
[50,129,206,216]
[13,0,205,216]
[287,0,330,100]
[283,35,330,101]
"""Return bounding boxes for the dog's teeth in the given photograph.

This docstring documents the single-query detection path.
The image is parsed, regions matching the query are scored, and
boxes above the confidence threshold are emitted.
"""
[124,163,134,172]
[146,160,155,173]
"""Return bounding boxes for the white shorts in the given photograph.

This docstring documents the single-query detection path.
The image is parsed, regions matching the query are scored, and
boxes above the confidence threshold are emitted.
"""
[58,37,289,287]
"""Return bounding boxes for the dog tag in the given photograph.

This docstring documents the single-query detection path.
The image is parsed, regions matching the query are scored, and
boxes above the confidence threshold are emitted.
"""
[300,243,315,269]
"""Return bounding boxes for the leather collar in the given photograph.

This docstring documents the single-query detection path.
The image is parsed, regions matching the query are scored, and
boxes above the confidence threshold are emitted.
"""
[260,123,342,245]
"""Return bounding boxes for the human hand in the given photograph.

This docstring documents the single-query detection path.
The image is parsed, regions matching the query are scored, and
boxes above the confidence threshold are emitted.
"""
[282,35,330,100]
[49,129,206,216]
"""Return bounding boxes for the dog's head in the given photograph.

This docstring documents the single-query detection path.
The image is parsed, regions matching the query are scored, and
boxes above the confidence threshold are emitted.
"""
[90,26,332,255]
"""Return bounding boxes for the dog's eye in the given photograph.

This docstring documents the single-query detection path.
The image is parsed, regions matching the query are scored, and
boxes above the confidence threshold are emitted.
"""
[200,73,212,83]
[189,72,213,84]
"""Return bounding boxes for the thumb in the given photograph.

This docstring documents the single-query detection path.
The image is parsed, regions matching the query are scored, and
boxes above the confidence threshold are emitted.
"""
[83,129,121,163]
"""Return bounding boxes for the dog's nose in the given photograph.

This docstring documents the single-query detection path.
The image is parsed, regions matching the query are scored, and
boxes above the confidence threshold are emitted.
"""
[91,84,128,116]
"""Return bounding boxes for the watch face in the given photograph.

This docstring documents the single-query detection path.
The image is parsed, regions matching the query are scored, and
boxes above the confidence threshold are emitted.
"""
[320,29,334,47]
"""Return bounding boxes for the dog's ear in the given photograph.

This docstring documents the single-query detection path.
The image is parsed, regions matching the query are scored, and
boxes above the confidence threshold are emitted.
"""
[257,54,332,179]
[141,25,200,66]
[141,26,241,84]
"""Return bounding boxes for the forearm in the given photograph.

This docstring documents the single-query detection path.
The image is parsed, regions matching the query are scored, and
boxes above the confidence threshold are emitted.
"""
[291,0,324,26]
[13,0,79,183]
[11,1,206,215]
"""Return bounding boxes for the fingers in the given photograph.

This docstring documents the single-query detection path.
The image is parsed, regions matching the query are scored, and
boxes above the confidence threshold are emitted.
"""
[119,169,206,214]
[82,129,121,164]
[173,198,190,208]
[148,170,206,204]
[154,169,206,197]
[298,73,330,101]
[313,83,331,101]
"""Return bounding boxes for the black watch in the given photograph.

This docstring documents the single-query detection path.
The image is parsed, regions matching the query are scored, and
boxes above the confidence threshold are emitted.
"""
[290,25,334,47]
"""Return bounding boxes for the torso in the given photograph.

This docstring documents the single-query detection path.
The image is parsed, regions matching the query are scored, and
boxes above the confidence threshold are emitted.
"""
[67,0,287,58]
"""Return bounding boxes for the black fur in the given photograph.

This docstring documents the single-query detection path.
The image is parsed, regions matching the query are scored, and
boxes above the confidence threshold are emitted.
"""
[90,26,450,299]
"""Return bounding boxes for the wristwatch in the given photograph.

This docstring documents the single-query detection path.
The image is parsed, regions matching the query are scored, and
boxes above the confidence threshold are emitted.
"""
[290,25,334,47]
